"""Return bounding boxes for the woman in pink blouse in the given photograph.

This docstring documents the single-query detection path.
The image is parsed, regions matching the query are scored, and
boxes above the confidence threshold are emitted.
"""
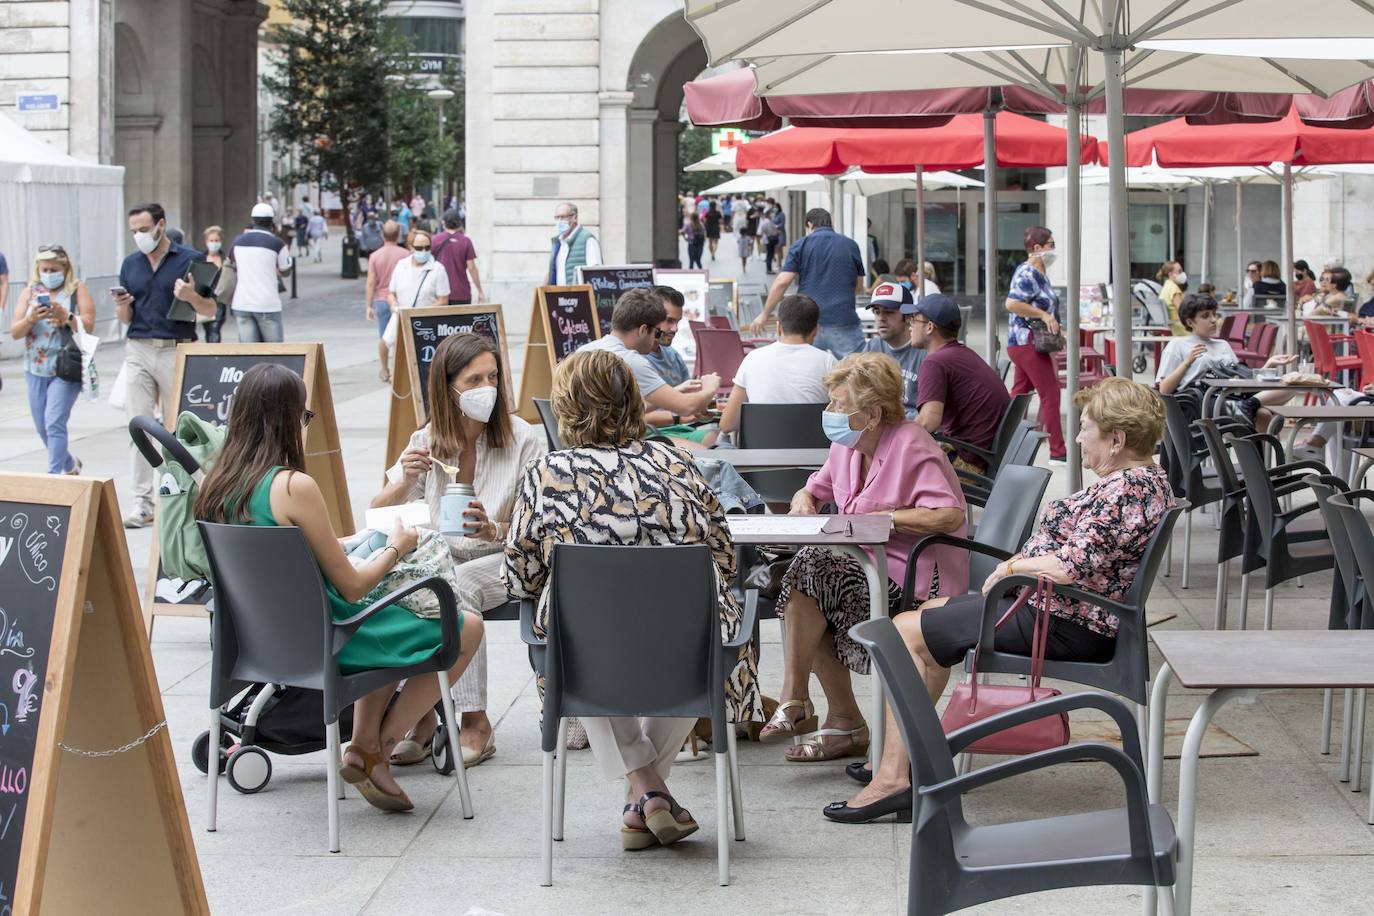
[825,377,1173,823]
[758,353,969,761]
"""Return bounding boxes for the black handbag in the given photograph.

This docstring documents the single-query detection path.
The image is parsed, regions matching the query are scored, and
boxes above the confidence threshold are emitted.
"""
[54,325,84,384]
[1027,317,1065,354]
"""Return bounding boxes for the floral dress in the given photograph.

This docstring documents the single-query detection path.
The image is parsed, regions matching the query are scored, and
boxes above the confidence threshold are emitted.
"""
[502,438,760,723]
[1018,463,1174,636]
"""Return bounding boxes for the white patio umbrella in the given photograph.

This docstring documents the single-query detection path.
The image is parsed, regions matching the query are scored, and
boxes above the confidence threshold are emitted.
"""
[684,148,741,175]
[702,167,981,196]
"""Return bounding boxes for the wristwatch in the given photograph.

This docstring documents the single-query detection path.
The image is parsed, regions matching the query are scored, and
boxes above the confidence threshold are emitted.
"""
[671,412,681,425]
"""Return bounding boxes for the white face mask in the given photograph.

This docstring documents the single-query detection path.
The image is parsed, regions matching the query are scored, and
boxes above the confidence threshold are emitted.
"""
[458,386,499,423]
[134,226,161,255]
[207,241,222,253]
[1174,271,1188,285]
[1037,248,1058,269]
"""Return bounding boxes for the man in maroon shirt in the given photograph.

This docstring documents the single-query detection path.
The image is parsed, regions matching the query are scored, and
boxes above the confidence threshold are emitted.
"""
[910,294,1011,474]
[431,209,485,304]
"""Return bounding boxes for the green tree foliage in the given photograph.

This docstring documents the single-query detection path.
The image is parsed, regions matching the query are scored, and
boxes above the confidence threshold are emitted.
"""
[678,125,732,196]
[384,69,465,202]
[264,0,399,237]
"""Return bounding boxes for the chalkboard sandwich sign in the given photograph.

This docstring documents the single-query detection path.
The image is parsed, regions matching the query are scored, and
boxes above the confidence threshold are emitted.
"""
[516,285,602,422]
[576,264,654,336]
[0,474,207,914]
[386,304,511,470]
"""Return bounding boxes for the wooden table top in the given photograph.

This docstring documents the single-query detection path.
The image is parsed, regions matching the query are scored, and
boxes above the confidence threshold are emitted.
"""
[1269,404,1374,420]
[706,448,831,470]
[1198,378,1333,391]
[726,513,892,546]
[1152,631,1374,689]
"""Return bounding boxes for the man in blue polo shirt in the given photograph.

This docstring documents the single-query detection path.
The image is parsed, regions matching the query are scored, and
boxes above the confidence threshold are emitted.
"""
[114,202,216,527]
[747,207,865,357]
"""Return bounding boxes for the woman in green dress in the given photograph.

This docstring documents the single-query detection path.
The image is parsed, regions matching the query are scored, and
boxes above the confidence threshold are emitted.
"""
[196,363,484,812]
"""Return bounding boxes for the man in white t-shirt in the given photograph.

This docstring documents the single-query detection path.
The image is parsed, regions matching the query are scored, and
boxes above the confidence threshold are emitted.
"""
[230,202,294,342]
[715,293,836,442]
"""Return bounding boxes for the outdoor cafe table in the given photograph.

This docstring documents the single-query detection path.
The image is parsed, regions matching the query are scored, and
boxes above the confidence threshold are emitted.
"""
[709,448,831,472]
[1268,403,1374,480]
[1198,377,1334,419]
[1143,630,1374,916]
[726,513,893,768]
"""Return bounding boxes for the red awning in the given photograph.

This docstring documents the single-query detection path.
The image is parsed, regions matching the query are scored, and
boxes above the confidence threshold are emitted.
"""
[1103,104,1374,167]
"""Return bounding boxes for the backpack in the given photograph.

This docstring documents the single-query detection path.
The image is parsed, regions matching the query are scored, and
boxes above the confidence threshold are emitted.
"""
[360,219,382,251]
[157,411,226,582]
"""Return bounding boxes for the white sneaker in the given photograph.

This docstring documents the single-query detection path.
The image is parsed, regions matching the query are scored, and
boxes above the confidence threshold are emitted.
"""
[123,507,154,529]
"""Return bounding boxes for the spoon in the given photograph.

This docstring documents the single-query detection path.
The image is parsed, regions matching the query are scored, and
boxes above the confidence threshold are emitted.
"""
[430,455,461,476]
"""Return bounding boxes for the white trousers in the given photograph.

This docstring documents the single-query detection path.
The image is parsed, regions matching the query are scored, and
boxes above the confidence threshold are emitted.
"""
[449,551,510,714]
[582,716,696,782]
[124,339,178,511]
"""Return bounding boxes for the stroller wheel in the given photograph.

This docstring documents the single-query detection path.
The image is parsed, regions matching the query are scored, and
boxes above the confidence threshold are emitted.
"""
[193,729,233,775]
[431,725,455,775]
[1133,355,1147,374]
[226,746,273,794]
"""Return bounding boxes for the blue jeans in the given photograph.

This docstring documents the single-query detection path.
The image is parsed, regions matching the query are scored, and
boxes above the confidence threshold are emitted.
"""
[815,323,866,359]
[26,372,82,474]
[234,310,285,343]
[373,299,391,336]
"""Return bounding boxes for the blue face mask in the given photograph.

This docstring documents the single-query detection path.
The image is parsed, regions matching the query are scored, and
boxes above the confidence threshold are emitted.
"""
[821,410,863,448]
[40,271,65,290]
[899,279,913,290]
[412,250,432,264]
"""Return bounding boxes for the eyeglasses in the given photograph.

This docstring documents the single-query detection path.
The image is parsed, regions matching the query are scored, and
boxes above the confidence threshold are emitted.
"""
[653,328,670,342]
[1246,267,1260,273]
[302,409,315,427]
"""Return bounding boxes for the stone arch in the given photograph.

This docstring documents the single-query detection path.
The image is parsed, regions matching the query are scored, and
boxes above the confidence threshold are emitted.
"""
[192,45,224,127]
[623,13,707,263]
[113,23,152,117]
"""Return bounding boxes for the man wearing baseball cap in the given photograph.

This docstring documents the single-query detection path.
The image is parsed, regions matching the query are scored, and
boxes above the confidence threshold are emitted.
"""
[229,202,294,342]
[859,280,925,418]
[909,293,1010,474]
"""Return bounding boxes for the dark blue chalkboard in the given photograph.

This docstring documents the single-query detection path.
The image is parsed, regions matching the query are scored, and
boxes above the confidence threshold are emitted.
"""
[0,502,70,906]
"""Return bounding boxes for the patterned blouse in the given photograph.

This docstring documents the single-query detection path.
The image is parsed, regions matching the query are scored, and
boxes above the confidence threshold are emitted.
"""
[503,438,760,722]
[22,288,73,377]
[1007,261,1058,348]
[1019,463,1173,636]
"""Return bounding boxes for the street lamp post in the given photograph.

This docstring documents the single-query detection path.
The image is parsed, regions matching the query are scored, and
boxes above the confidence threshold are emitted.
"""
[428,88,455,208]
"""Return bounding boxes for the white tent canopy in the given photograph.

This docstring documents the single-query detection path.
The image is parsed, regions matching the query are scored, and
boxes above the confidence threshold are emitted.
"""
[702,168,983,196]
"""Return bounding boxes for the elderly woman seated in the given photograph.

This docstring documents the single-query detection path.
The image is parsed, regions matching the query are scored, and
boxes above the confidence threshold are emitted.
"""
[503,349,760,850]
[758,352,970,762]
[825,377,1174,823]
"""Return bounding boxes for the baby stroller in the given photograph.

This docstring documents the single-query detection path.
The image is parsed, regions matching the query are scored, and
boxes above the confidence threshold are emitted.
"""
[130,418,461,792]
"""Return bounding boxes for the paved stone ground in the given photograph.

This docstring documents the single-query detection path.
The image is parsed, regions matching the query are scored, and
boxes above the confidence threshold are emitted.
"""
[3,255,1374,914]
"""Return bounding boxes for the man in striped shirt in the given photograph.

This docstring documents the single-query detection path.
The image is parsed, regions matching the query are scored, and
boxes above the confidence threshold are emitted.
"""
[230,202,294,342]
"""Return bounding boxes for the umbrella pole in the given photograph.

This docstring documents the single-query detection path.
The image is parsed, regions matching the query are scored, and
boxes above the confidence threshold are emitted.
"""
[916,166,926,302]
[1167,190,1176,262]
[1103,49,1132,379]
[1283,163,1296,355]
[1201,183,1211,286]
[1065,96,1083,491]
[1235,179,1244,304]
[983,109,998,366]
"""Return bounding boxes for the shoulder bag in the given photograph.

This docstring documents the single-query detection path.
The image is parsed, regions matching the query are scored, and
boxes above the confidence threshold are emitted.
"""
[54,323,85,385]
[939,575,1070,755]
[1026,317,1065,354]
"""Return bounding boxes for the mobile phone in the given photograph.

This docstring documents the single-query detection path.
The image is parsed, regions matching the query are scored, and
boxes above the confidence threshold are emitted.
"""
[110,286,128,297]
[35,293,50,308]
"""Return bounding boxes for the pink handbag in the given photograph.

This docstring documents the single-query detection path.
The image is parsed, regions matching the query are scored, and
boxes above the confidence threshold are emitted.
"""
[939,575,1070,756]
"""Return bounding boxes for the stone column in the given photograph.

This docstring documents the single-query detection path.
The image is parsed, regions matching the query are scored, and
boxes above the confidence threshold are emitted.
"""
[598,90,633,265]
[653,117,683,264]
[625,106,656,263]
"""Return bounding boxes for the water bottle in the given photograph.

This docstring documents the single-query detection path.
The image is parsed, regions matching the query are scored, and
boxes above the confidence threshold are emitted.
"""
[439,482,477,537]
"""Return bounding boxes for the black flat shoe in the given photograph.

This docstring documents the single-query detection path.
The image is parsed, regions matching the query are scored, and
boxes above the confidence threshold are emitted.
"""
[845,761,873,785]
[822,787,912,824]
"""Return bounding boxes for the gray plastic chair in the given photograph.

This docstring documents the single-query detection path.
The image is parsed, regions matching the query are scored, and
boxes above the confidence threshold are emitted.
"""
[903,464,1051,611]
[972,505,1186,709]
[956,422,1045,509]
[736,401,829,504]
[849,617,1178,916]
[532,398,565,450]
[519,543,756,887]
[934,392,1031,478]
[198,522,474,853]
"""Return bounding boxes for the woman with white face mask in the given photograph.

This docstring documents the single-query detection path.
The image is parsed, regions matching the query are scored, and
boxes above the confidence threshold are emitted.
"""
[1005,225,1067,462]
[8,245,95,474]
[371,333,547,767]
[198,226,233,342]
[379,228,450,382]
[1157,260,1188,335]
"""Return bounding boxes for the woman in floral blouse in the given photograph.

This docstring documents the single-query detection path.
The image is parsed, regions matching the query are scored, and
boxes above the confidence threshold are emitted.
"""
[824,377,1173,824]
[1005,225,1066,462]
[503,348,759,850]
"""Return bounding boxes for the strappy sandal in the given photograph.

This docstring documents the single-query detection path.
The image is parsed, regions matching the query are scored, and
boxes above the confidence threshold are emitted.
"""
[340,745,414,812]
[639,790,699,846]
[743,695,781,741]
[620,802,657,851]
[756,698,818,744]
[390,738,431,766]
[784,724,870,763]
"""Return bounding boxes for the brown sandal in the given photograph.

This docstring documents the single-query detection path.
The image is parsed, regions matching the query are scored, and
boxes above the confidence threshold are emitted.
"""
[640,790,699,846]
[621,803,657,851]
[784,724,870,763]
[341,744,414,812]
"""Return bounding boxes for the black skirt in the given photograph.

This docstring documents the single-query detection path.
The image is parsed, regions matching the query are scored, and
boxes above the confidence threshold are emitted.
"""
[916,592,1116,669]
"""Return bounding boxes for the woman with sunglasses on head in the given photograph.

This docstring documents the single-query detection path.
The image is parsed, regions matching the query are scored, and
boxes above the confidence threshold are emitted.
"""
[378,228,450,381]
[9,245,95,475]
[370,333,547,767]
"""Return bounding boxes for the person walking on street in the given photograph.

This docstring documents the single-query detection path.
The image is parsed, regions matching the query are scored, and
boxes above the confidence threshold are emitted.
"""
[379,229,450,381]
[230,202,293,343]
[307,211,328,262]
[761,208,781,273]
[115,202,216,527]
[704,200,722,261]
[10,244,96,475]
[199,226,233,343]
[749,208,866,358]
[549,202,602,285]
[1006,225,1067,463]
[432,210,485,305]
[683,210,705,269]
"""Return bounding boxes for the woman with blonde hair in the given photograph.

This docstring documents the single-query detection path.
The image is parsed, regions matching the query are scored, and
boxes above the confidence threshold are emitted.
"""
[504,348,759,849]
[8,244,95,474]
[826,377,1174,822]
[1157,259,1187,335]
[758,352,969,762]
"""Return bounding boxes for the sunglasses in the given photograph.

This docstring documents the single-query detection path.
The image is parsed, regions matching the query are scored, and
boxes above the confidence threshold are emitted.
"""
[36,244,67,257]
[302,409,315,427]
[653,328,670,342]
[1246,267,1259,273]
[412,245,431,252]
